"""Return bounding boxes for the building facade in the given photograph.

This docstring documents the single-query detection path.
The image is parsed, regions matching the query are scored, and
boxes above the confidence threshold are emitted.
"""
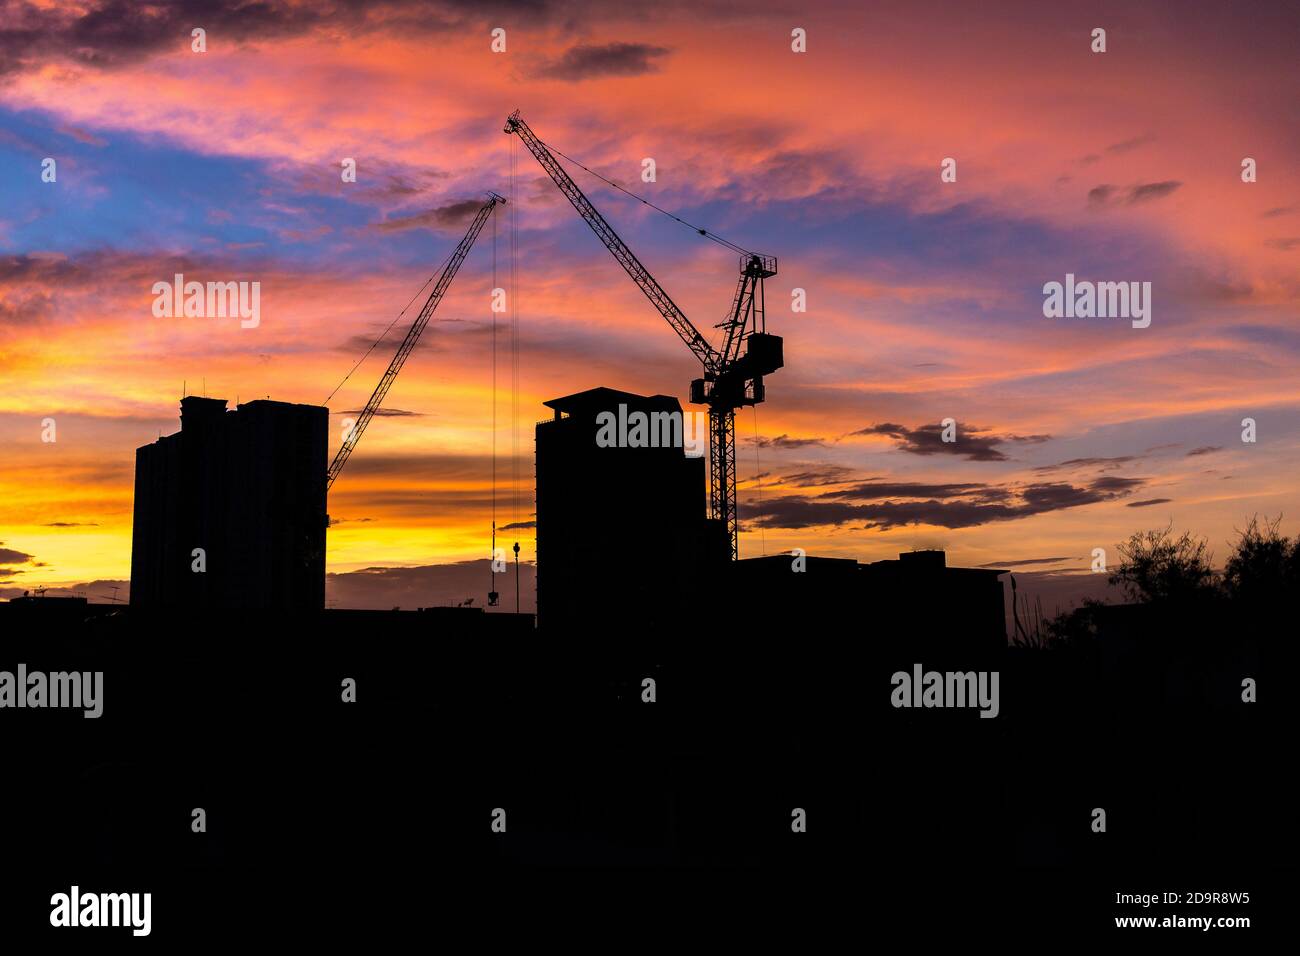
[130,396,328,611]
[535,387,727,633]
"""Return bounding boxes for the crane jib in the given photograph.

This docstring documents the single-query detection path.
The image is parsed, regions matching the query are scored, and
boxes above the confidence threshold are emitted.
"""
[326,194,505,490]
[504,113,717,372]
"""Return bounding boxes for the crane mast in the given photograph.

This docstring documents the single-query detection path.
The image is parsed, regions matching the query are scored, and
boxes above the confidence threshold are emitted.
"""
[504,111,781,559]
[327,192,506,490]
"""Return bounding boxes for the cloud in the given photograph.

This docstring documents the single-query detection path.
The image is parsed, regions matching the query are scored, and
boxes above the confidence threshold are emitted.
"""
[1007,434,1052,445]
[851,421,1044,462]
[499,519,536,530]
[326,559,535,611]
[1126,498,1173,508]
[1088,184,1116,208]
[773,466,857,487]
[1128,181,1182,203]
[42,522,101,527]
[820,481,1004,501]
[1089,181,1182,208]
[0,0,330,78]
[371,199,485,233]
[1173,270,1255,304]
[535,42,671,82]
[975,556,1073,568]
[751,433,824,449]
[0,127,43,153]
[1087,475,1146,493]
[0,289,55,325]
[0,547,37,565]
[0,248,273,296]
[56,124,107,146]
[1106,135,1153,154]
[0,545,42,580]
[1264,237,1300,251]
[1033,456,1137,473]
[1186,446,1222,457]
[744,475,1148,531]
[1261,206,1295,218]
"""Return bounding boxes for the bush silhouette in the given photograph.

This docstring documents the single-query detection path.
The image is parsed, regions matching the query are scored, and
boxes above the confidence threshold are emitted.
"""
[1109,523,1218,605]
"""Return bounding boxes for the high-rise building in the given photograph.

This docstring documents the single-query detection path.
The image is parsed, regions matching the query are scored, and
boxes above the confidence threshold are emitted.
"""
[534,387,727,632]
[130,396,328,610]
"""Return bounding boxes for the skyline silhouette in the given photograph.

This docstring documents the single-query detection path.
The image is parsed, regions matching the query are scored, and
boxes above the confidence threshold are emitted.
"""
[1,0,1296,940]
[4,3,1299,611]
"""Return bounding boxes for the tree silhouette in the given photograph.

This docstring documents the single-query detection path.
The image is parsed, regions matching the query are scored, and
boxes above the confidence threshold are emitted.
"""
[1222,514,1298,605]
[1014,518,1297,657]
[1109,523,1218,605]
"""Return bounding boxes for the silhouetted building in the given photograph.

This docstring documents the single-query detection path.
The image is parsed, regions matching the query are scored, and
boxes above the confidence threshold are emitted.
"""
[535,387,727,631]
[860,550,1007,658]
[533,387,1008,645]
[728,549,1007,657]
[8,593,88,607]
[130,396,328,611]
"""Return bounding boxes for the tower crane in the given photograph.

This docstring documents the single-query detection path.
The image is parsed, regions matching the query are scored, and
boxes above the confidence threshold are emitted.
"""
[504,111,782,559]
[326,192,506,489]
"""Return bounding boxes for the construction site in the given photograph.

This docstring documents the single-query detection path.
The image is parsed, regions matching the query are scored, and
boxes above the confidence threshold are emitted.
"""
[1,111,1007,881]
[7,0,1298,934]
[115,110,1007,638]
[2,112,1283,930]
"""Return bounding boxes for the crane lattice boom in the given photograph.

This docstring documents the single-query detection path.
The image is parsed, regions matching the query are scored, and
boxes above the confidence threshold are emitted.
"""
[504,112,716,370]
[327,193,506,490]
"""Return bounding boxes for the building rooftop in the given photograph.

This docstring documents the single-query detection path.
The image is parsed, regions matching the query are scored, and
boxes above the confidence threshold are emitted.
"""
[542,386,681,419]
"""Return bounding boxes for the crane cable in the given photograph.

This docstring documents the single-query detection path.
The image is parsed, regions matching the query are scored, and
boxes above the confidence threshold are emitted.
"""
[535,135,755,259]
[490,201,498,602]
[538,134,762,356]
[511,133,520,532]
[510,134,523,613]
[321,244,459,407]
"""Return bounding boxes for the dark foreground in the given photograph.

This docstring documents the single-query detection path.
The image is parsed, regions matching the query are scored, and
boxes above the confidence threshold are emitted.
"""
[0,599,1291,941]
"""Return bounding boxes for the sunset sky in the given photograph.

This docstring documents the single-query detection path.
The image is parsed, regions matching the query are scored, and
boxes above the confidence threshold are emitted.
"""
[1,0,1297,612]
